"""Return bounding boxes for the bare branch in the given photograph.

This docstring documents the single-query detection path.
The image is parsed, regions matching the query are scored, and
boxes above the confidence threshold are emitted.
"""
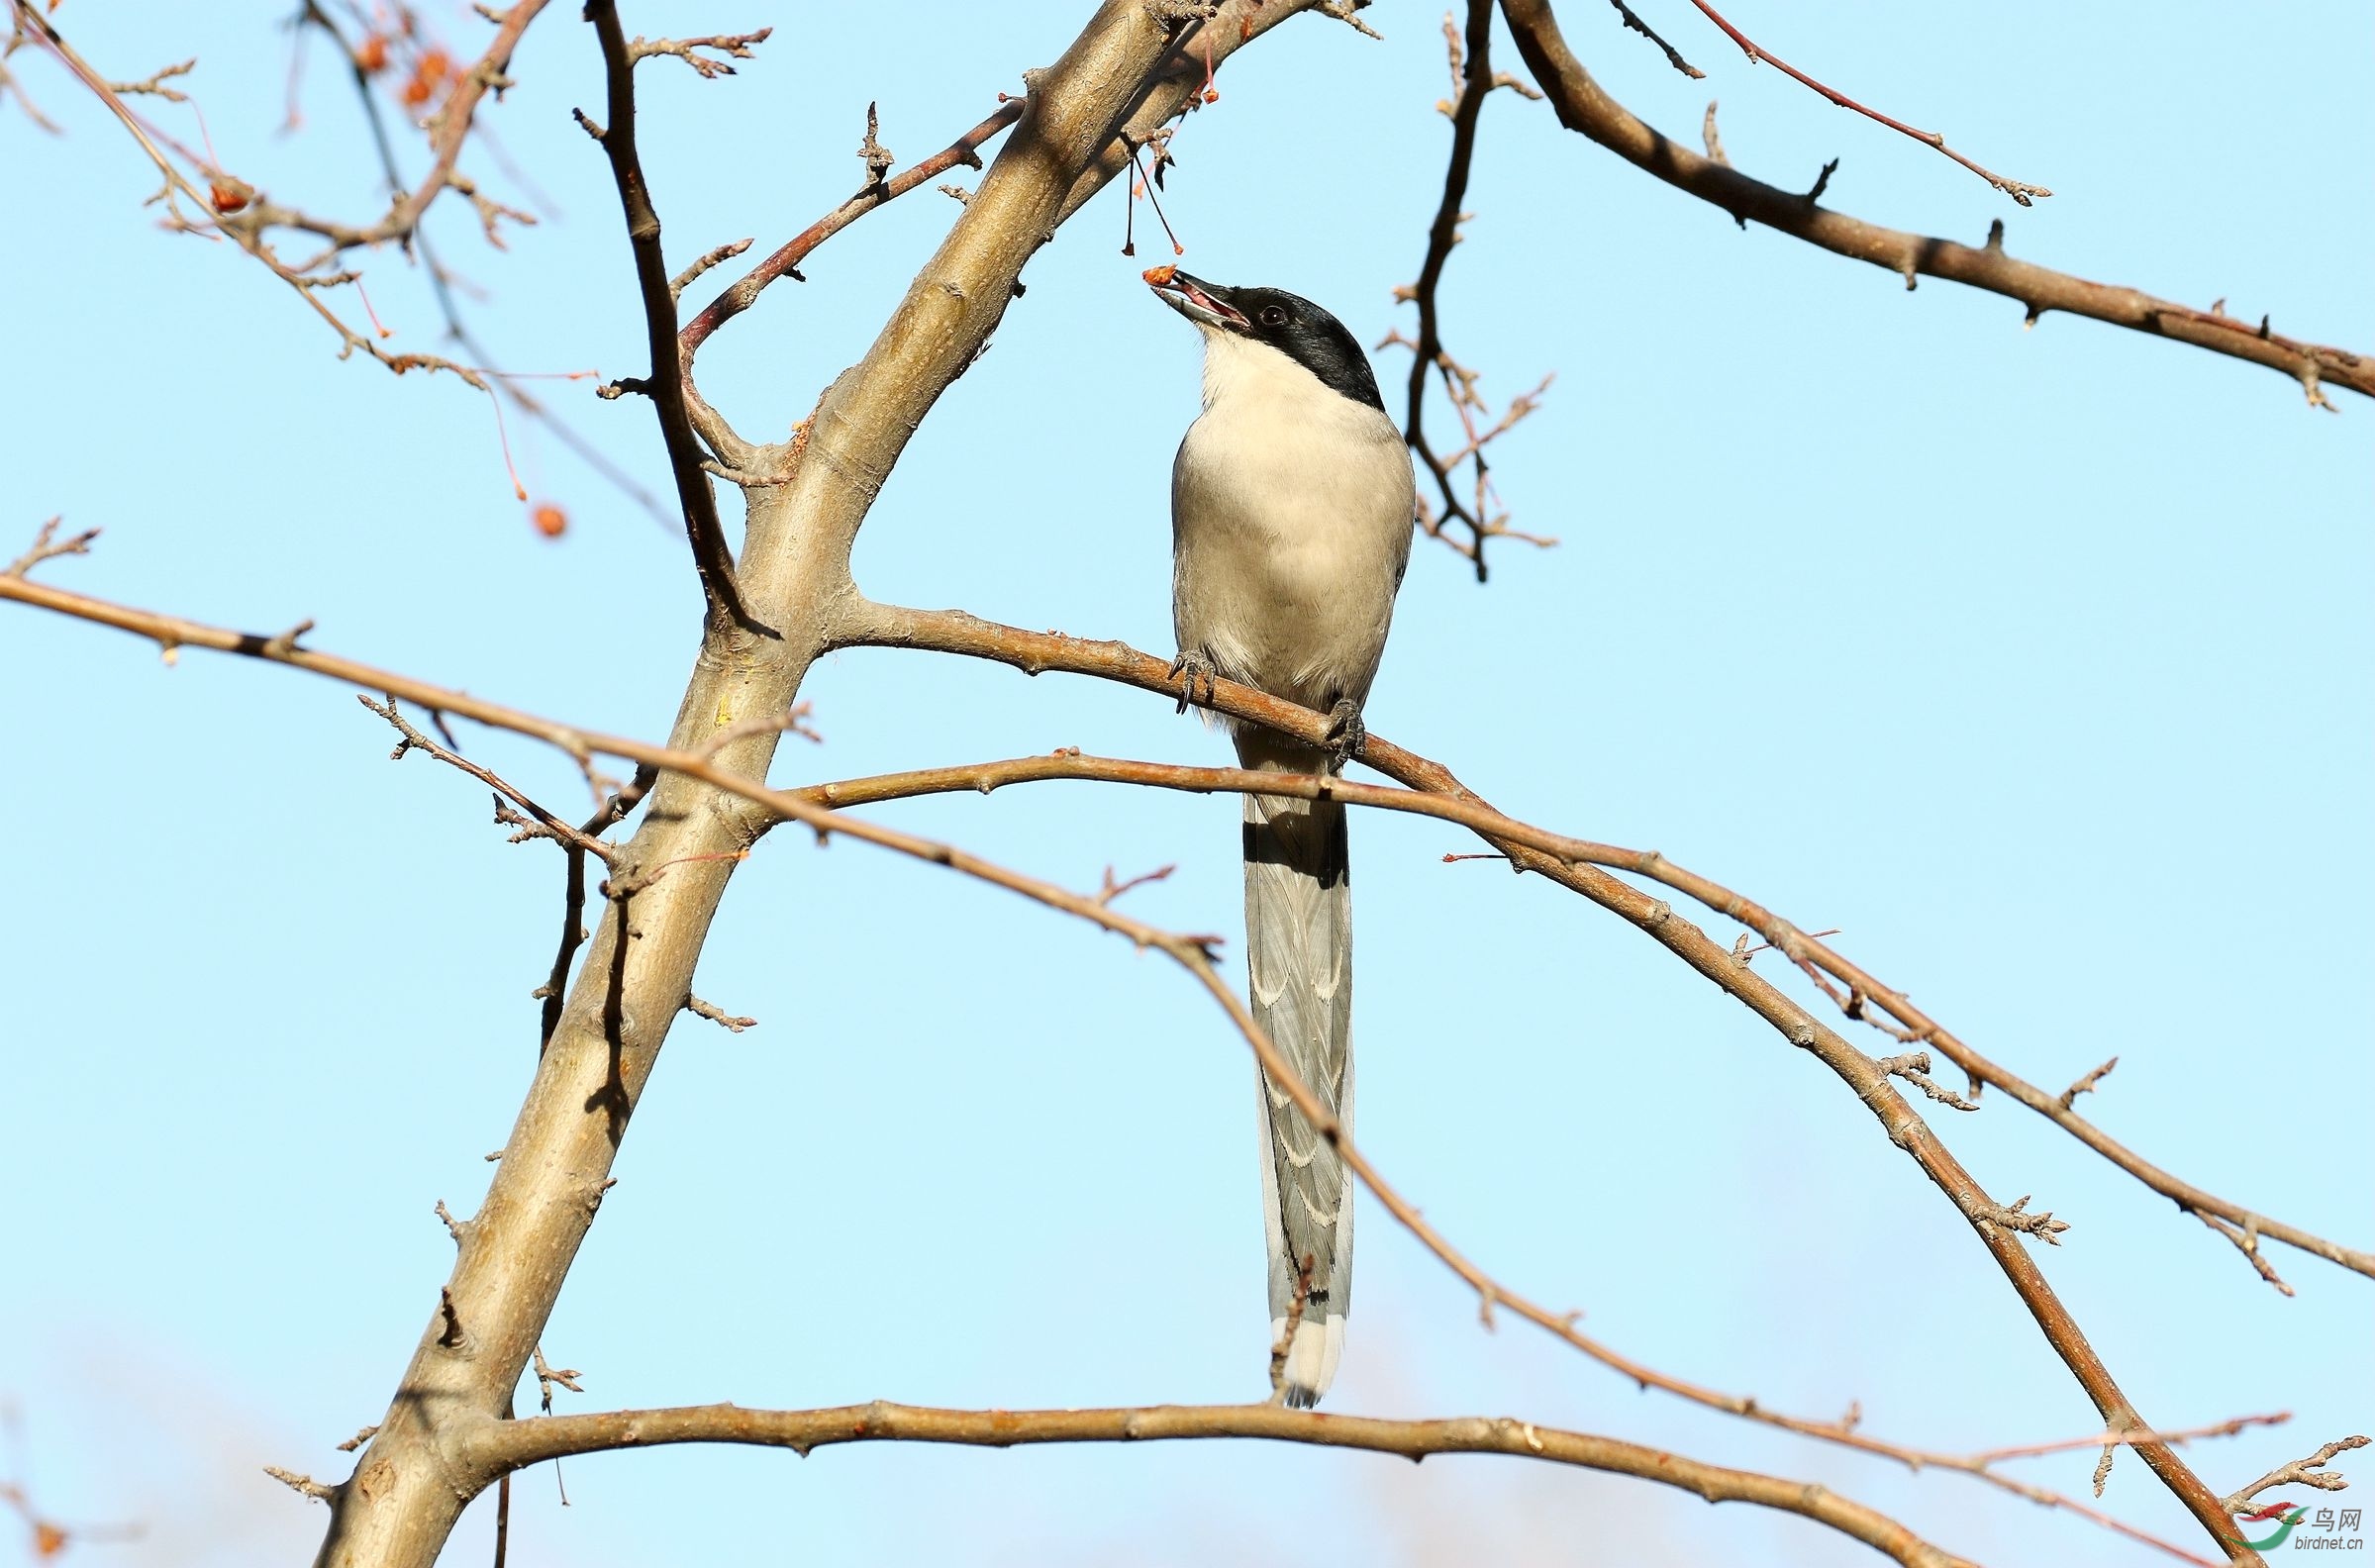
[1608,0,1702,78]
[831,600,2266,1558]
[1315,2,1386,42]
[15,565,2362,1309]
[4,517,99,578]
[1393,0,1553,579]
[361,695,619,862]
[464,1400,1975,1568]
[580,0,757,633]
[104,55,194,101]
[628,29,770,79]
[536,764,656,1049]
[282,2,673,527]
[1879,1050,1979,1113]
[3,570,2314,1565]
[1973,1412,2289,1467]
[685,995,756,1032]
[1677,1,2047,202]
[0,46,63,132]
[1981,1195,2071,1247]
[1093,862,1176,907]
[2196,1210,2296,1299]
[1499,0,2371,403]
[280,0,552,260]
[2060,1055,2119,1110]
[263,1465,336,1503]
[531,1346,582,1408]
[2221,1435,2369,1515]
[678,100,1023,360]
[776,733,2369,1300]
[669,237,752,301]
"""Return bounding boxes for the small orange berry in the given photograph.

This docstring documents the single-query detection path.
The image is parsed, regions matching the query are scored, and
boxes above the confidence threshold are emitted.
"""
[209,178,251,214]
[355,34,388,73]
[531,503,567,539]
[401,48,450,108]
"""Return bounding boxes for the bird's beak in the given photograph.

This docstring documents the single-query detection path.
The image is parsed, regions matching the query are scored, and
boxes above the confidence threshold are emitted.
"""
[1144,266,1250,335]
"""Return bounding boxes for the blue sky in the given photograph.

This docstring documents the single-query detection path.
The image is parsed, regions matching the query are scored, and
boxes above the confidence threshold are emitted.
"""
[2,3,2368,1564]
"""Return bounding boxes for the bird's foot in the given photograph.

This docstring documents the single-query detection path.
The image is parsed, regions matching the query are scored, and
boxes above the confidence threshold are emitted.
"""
[1167,648,1219,715]
[1321,699,1365,770]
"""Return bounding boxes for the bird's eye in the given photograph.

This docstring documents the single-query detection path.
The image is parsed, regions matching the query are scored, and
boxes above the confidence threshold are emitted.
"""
[1258,305,1289,328]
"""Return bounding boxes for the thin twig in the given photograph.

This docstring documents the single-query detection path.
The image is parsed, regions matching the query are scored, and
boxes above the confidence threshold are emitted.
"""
[3,517,99,578]
[1678,0,2049,204]
[361,694,619,862]
[1607,0,1702,77]
[580,0,757,633]
[2220,1435,2370,1515]
[291,1,672,529]
[678,100,1023,360]
[628,29,769,79]
[1973,1412,2289,1467]
[1393,1,1552,580]
[2060,1055,2119,1110]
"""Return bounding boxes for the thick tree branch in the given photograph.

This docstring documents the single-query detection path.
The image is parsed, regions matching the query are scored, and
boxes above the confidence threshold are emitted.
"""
[462,1401,1973,1568]
[580,0,753,632]
[1498,0,2370,407]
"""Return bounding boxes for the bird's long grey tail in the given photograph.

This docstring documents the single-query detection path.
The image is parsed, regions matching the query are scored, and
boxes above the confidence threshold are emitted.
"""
[1237,729,1354,1409]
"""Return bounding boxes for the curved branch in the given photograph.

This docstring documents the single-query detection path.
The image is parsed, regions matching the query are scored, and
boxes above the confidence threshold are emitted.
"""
[829,600,2260,1563]
[768,742,2368,1276]
[1498,0,2369,407]
[7,566,2298,1564]
[464,1401,1972,1568]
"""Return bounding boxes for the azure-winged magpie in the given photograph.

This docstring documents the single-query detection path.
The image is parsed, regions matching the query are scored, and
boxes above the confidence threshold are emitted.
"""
[1146,266,1416,1407]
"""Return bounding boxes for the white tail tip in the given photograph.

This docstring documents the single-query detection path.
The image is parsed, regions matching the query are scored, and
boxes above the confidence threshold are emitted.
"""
[1272,1315,1347,1408]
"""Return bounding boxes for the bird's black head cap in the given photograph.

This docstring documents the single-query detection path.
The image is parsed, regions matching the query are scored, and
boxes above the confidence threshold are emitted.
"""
[1146,268,1387,413]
